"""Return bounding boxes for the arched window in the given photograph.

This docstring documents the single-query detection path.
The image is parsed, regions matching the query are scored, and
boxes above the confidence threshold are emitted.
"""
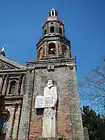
[44,29,47,35]
[9,81,17,95]
[55,11,58,16]
[48,43,56,55]
[49,12,51,16]
[50,26,54,33]
[62,45,67,56]
[52,11,54,16]
[59,27,62,35]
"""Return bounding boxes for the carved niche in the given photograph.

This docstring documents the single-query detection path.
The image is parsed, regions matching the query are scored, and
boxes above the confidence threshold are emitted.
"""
[8,80,17,95]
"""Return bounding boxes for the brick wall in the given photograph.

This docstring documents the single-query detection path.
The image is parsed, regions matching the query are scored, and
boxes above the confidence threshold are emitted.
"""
[28,59,84,140]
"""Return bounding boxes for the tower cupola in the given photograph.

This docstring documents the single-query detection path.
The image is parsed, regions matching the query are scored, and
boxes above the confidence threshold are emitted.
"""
[36,9,71,60]
[42,8,64,37]
[48,8,58,17]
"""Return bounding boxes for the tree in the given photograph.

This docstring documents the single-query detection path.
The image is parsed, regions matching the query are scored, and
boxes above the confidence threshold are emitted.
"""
[79,60,105,113]
[82,106,105,140]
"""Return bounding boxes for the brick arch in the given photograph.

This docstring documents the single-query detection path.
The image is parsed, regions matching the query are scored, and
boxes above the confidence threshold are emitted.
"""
[48,42,56,55]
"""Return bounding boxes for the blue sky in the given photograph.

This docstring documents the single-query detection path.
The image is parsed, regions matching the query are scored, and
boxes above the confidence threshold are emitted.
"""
[0,0,105,81]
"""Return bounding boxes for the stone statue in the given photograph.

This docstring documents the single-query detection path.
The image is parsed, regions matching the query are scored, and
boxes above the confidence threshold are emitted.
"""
[42,80,57,137]
[0,45,6,56]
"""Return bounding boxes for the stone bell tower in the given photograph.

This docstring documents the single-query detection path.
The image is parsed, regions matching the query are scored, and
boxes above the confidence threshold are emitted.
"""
[36,8,71,60]
[18,9,85,140]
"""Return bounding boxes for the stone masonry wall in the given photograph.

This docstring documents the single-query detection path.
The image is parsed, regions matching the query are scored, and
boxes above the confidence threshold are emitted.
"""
[28,59,84,140]
[18,70,34,140]
[5,105,21,140]
[0,71,26,140]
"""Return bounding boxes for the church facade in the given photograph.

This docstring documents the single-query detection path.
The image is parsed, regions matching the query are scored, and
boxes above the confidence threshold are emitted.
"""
[0,9,85,140]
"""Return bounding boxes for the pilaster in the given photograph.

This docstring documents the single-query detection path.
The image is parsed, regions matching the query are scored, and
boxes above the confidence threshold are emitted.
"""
[18,69,34,140]
[70,66,84,140]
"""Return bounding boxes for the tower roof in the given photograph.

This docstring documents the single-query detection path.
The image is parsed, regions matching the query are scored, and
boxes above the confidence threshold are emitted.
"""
[48,8,58,17]
[43,8,64,26]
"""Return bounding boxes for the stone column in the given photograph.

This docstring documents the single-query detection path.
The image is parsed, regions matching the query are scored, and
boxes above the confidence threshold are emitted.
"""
[56,44,59,56]
[66,47,70,58]
[0,76,3,94]
[5,107,15,139]
[18,69,34,140]
[15,75,23,96]
[6,80,11,95]
[12,105,21,139]
[20,75,25,96]
[17,75,23,95]
[58,43,62,56]
[42,44,45,57]
[70,66,84,140]
[2,75,9,96]
[44,42,47,57]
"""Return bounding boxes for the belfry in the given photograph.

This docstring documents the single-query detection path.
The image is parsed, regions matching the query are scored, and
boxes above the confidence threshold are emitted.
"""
[36,9,71,60]
[0,9,85,140]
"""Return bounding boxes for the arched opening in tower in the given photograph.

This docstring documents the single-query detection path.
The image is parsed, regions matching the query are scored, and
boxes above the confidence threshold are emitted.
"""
[59,27,62,35]
[50,26,54,33]
[48,43,56,55]
[52,11,54,16]
[44,29,47,35]
[55,10,57,16]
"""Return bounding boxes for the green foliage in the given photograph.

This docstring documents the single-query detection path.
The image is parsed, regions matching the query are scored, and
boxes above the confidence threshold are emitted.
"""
[82,106,105,140]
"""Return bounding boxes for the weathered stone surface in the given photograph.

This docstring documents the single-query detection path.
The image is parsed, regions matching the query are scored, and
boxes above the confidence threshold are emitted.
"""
[18,70,34,140]
[12,106,21,139]
[28,58,84,140]
[5,106,15,139]
[0,57,85,140]
[29,116,42,140]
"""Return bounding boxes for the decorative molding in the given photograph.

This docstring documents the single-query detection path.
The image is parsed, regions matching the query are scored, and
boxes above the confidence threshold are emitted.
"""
[47,64,54,71]
[0,55,26,70]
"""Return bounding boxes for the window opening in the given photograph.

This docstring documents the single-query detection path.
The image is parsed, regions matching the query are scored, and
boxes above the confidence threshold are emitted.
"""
[48,43,56,55]
[52,11,54,16]
[9,81,17,95]
[50,26,54,33]
[44,29,47,35]
[59,27,62,35]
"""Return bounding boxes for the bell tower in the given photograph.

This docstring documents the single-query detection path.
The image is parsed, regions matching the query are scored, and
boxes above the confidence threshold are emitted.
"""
[36,9,71,60]
[25,9,85,140]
